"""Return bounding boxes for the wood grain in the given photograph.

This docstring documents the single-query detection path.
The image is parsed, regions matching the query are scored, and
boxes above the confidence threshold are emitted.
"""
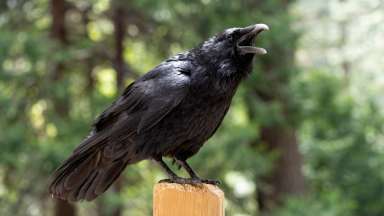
[153,183,224,216]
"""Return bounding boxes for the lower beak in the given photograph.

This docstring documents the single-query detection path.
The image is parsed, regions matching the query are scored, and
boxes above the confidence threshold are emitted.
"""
[237,24,269,55]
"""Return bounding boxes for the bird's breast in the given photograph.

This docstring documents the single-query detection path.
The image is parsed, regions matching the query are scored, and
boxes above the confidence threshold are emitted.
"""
[177,93,231,137]
[137,88,234,157]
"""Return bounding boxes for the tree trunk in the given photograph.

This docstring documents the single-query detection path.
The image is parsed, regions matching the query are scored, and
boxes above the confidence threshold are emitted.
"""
[257,125,305,211]
[248,0,306,212]
[80,5,96,92]
[50,0,70,117]
[50,0,76,215]
[111,177,124,216]
[337,14,351,83]
[96,4,128,216]
[110,6,126,215]
[112,5,127,92]
[54,199,76,216]
[50,0,67,44]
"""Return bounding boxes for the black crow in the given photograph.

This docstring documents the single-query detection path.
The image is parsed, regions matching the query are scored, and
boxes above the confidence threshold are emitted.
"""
[49,24,269,201]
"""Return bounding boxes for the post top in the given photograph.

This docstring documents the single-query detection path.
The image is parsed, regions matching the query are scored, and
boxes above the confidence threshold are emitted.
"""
[153,183,225,216]
[154,182,224,198]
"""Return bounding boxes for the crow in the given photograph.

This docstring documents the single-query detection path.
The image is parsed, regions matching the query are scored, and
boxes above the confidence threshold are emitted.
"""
[49,23,269,201]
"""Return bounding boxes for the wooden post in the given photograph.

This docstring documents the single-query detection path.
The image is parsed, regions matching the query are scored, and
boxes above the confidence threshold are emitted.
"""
[153,183,225,216]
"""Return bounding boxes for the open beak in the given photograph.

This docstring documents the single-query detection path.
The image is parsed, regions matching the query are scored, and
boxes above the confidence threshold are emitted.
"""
[237,24,269,55]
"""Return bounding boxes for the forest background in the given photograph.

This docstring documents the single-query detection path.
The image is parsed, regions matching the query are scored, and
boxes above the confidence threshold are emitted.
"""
[1,0,384,215]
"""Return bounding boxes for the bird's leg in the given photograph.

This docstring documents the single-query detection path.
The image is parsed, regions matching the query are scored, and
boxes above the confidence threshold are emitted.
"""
[175,159,220,185]
[174,159,198,178]
[171,159,182,170]
[154,157,179,179]
[154,157,199,184]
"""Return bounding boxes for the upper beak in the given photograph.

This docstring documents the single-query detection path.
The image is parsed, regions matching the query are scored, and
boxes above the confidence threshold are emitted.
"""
[237,24,269,55]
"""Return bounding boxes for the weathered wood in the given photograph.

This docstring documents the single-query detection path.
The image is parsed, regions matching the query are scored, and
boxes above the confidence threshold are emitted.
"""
[153,183,224,216]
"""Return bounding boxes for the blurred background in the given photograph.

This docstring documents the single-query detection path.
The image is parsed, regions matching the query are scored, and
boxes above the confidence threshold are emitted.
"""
[1,0,384,215]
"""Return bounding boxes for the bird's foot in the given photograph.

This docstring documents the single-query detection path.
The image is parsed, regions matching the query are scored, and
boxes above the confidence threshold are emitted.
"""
[200,178,221,185]
[159,177,201,185]
[159,177,220,185]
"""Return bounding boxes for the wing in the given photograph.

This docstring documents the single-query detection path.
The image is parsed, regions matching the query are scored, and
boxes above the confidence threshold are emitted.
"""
[93,62,190,134]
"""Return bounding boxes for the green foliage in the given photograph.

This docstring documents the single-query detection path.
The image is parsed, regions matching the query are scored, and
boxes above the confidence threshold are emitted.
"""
[295,71,384,216]
[0,0,383,215]
[273,190,355,216]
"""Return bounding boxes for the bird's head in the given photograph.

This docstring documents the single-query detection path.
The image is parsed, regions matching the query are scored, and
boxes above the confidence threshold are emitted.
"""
[196,24,269,79]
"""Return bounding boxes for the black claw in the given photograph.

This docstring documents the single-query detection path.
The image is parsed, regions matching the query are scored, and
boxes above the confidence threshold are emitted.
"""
[158,178,173,184]
[200,179,221,185]
[158,177,220,186]
[159,177,199,185]
[171,159,182,170]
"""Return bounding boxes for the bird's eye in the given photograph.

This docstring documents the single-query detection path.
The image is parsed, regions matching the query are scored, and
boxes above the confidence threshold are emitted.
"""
[229,33,237,43]
[229,31,240,42]
[228,35,234,42]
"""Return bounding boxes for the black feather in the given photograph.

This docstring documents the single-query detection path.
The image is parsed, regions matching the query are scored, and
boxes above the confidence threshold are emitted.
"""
[49,24,266,201]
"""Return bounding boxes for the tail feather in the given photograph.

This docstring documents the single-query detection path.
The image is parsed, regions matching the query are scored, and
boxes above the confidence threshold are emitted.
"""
[49,134,129,201]
[64,152,97,190]
[74,170,99,201]
[95,160,128,195]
